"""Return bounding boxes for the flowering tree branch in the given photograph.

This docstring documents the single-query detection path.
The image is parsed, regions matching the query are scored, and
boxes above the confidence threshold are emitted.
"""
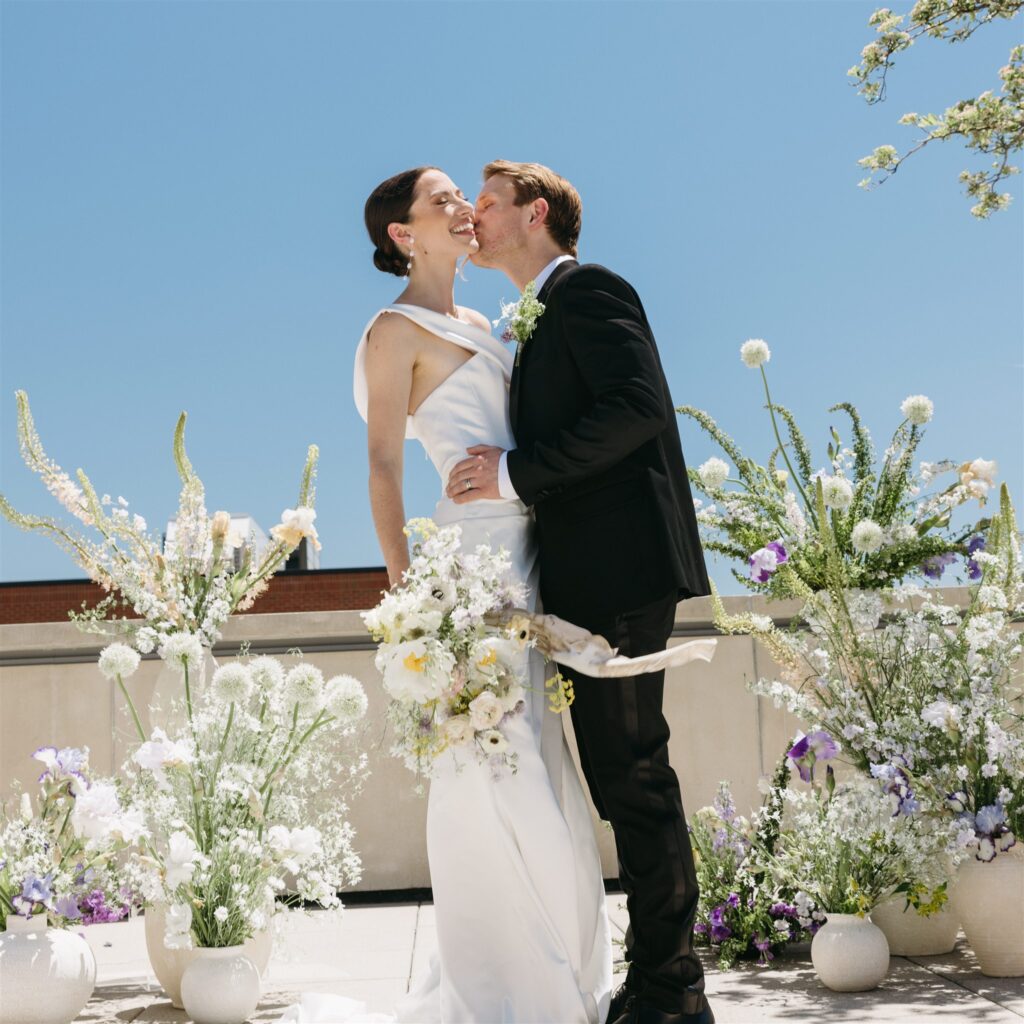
[851,3,1023,216]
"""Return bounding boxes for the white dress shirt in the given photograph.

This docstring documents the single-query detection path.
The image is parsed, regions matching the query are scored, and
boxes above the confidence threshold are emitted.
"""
[497,254,576,501]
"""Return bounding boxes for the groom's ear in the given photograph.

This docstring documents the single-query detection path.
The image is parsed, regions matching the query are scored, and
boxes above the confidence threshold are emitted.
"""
[527,197,550,230]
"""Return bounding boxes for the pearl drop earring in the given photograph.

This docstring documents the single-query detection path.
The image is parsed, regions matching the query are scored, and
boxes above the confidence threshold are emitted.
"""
[407,238,416,273]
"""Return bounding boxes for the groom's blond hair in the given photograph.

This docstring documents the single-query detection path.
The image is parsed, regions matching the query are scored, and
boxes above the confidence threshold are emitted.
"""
[482,160,582,257]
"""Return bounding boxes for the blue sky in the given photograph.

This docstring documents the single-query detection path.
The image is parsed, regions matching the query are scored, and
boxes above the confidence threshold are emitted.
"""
[2,0,1021,595]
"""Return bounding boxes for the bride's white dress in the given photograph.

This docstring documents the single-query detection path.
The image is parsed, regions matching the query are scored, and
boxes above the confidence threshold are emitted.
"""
[278,304,612,1024]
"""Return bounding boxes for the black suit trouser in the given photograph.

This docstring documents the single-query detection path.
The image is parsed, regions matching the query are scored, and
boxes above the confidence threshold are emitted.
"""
[563,591,706,1017]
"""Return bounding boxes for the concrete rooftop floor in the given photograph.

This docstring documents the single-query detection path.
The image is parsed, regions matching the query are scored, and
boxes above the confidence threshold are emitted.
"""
[77,895,1023,1023]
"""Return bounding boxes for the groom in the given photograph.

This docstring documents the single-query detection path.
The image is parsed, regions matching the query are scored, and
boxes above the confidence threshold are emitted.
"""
[446,161,714,1024]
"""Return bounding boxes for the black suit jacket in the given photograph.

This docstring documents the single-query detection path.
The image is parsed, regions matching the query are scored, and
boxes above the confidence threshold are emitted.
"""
[506,260,710,625]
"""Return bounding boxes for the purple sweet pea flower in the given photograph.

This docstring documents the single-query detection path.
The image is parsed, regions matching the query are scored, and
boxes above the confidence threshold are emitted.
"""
[709,904,733,943]
[770,901,798,918]
[787,730,839,783]
[79,889,129,924]
[748,541,788,583]
[921,551,957,580]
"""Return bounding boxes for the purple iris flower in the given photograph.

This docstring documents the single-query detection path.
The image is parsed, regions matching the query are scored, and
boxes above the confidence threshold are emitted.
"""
[19,871,54,909]
[33,746,89,788]
[726,893,740,909]
[921,551,957,580]
[871,760,919,816]
[770,901,797,918]
[749,541,789,583]
[753,935,775,965]
[787,730,838,783]
[694,921,708,935]
[53,894,83,921]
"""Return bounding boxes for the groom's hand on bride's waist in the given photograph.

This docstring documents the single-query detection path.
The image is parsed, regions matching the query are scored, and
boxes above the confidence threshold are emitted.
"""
[446,445,503,503]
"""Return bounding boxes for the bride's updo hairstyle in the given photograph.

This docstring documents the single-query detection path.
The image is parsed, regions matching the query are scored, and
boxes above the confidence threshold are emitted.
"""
[365,166,438,277]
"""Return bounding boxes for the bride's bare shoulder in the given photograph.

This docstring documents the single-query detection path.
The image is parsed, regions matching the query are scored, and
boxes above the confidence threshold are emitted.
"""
[456,306,493,334]
[366,309,423,353]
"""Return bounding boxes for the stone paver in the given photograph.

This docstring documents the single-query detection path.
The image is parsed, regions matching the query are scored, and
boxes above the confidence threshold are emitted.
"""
[78,897,1022,1023]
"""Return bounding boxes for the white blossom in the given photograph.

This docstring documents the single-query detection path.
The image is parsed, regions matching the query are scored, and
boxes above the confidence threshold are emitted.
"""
[900,394,934,425]
[98,642,141,680]
[740,338,771,368]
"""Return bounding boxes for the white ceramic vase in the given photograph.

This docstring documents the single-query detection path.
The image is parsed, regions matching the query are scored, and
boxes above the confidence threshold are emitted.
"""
[871,897,960,956]
[180,945,261,1024]
[0,914,97,1024]
[951,845,1024,977]
[143,902,273,1008]
[810,912,890,991]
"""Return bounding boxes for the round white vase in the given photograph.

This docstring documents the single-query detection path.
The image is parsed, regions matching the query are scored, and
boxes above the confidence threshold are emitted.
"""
[0,914,97,1024]
[871,897,960,956]
[144,902,273,1008]
[810,912,890,991]
[951,845,1024,977]
[180,945,261,1024]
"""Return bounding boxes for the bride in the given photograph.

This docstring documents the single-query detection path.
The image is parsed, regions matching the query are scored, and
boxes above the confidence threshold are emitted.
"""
[279,166,613,1023]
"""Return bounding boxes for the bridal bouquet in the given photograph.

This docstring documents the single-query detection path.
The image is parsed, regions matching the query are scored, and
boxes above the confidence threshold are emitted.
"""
[363,518,560,779]
[0,746,147,930]
[678,339,995,597]
[114,650,369,950]
[1,390,321,651]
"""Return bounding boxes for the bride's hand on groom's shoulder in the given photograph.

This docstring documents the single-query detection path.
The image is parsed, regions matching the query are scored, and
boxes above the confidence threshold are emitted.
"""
[446,445,503,503]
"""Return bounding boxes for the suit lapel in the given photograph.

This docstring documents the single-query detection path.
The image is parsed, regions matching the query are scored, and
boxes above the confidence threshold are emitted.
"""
[510,259,578,432]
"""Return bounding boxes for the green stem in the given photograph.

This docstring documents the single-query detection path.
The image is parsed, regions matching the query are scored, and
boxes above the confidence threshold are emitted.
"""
[117,675,147,743]
[759,366,815,523]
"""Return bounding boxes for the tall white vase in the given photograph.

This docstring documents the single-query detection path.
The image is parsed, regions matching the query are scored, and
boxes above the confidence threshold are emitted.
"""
[871,898,960,956]
[810,912,890,991]
[0,914,97,1024]
[951,845,1024,977]
[143,902,272,1008]
[180,945,261,1024]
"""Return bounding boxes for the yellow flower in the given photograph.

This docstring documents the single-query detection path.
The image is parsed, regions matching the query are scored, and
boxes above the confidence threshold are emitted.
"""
[403,651,427,673]
[478,648,498,668]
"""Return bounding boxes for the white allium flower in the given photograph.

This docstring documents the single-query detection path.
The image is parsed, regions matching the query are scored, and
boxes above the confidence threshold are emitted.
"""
[283,663,325,712]
[740,338,771,368]
[851,519,884,554]
[900,394,934,425]
[211,663,254,705]
[98,642,141,680]
[214,906,229,923]
[698,457,730,490]
[821,475,854,510]
[325,675,368,723]
[249,656,285,693]
[158,632,204,676]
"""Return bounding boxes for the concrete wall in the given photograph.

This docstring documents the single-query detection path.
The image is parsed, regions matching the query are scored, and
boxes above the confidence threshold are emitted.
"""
[0,590,984,892]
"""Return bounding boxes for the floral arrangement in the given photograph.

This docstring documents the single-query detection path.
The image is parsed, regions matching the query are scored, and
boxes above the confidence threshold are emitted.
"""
[717,482,1023,865]
[363,518,570,780]
[109,646,369,950]
[0,390,321,650]
[690,759,823,968]
[0,746,147,930]
[678,339,995,596]
[494,280,545,366]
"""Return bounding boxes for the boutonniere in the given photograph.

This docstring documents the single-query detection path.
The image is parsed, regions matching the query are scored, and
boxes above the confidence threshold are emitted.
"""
[493,281,546,367]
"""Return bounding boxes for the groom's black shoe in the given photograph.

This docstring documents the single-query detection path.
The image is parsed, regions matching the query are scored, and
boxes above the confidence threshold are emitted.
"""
[607,979,637,1022]
[610,998,715,1024]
